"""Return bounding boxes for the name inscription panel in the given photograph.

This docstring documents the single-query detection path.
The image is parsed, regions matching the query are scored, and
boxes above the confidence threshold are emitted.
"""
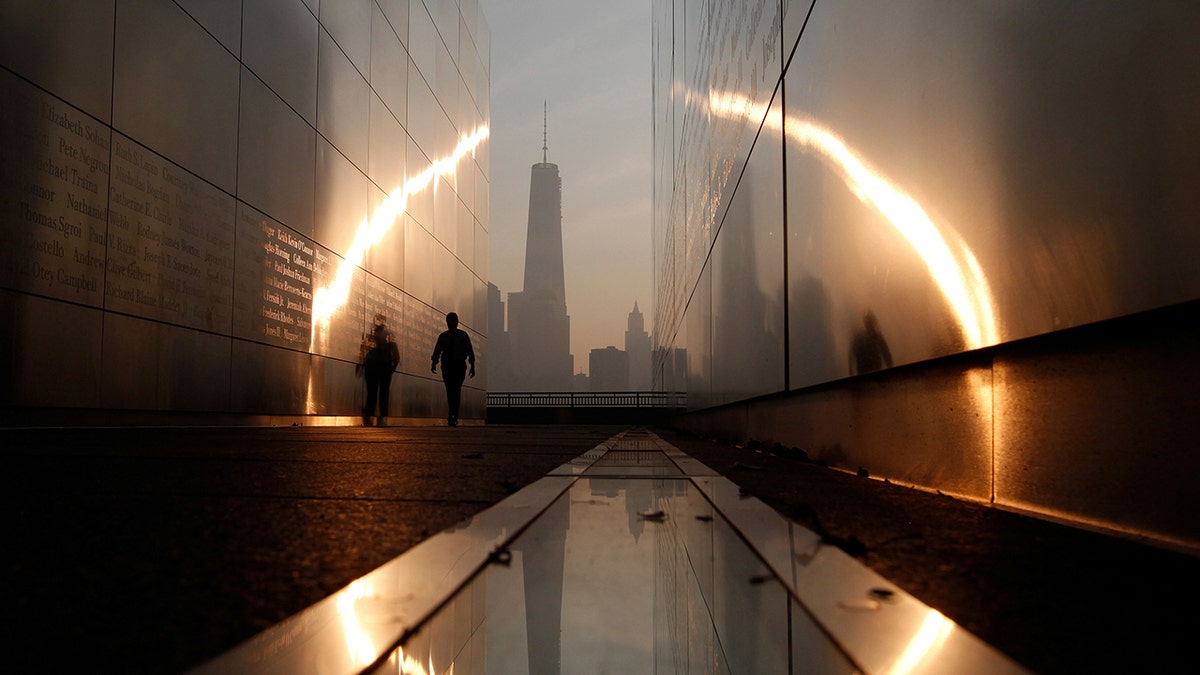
[234,206,366,362]
[0,70,108,306]
[105,134,235,331]
[234,206,317,350]
[4,71,424,375]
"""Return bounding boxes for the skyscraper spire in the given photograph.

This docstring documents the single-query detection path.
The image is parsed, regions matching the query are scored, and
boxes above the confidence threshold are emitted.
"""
[523,107,564,304]
[509,105,571,390]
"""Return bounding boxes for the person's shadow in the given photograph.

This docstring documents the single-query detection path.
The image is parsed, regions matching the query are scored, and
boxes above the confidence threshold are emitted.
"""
[850,311,893,375]
[361,318,399,425]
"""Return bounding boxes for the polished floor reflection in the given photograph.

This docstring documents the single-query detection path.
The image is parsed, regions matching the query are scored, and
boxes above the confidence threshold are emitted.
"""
[192,431,1024,674]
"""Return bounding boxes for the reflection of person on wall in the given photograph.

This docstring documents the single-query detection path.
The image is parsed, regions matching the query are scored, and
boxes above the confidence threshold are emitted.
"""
[850,311,893,375]
[362,319,400,426]
[431,312,475,426]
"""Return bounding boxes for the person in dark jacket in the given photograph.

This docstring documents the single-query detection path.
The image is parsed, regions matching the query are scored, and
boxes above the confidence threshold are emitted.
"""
[431,312,475,426]
[362,320,400,426]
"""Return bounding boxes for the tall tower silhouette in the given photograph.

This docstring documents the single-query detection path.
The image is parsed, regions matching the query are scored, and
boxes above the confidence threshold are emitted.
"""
[507,103,573,390]
[522,102,566,306]
[625,301,652,390]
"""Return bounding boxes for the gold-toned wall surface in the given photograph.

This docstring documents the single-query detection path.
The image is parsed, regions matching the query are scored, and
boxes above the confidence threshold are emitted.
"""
[676,303,1200,551]
[653,1,1200,548]
[1,0,490,423]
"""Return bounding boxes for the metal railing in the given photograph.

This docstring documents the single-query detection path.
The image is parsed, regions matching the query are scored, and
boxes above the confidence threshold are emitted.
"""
[487,391,686,408]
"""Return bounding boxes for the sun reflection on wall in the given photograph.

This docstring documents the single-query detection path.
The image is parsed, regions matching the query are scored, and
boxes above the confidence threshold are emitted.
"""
[390,645,433,675]
[303,126,488,415]
[706,91,998,351]
[311,125,490,339]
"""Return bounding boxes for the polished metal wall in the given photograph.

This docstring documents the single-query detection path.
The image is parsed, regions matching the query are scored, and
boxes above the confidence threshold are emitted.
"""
[0,0,490,421]
[652,0,1200,401]
[652,1,1200,548]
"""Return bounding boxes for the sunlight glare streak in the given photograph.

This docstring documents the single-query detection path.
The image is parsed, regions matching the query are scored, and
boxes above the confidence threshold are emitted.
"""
[391,645,431,675]
[303,126,488,414]
[310,125,490,336]
[336,579,379,667]
[707,91,998,349]
[888,610,955,674]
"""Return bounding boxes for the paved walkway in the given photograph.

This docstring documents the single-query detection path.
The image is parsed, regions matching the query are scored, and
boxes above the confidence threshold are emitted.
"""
[3,424,1197,672]
[660,429,1200,674]
[189,429,1024,674]
[2,425,618,673]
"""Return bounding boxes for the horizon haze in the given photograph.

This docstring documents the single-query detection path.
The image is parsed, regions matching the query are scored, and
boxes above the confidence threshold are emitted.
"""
[481,0,653,377]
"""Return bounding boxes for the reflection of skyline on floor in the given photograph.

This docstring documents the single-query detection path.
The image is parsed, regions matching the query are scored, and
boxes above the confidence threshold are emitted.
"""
[492,477,687,673]
[455,471,990,674]
[194,432,1024,674]
[401,474,801,673]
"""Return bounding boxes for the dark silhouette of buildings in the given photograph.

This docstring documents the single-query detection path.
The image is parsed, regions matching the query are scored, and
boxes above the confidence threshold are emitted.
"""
[572,371,590,392]
[486,282,514,390]
[589,346,629,391]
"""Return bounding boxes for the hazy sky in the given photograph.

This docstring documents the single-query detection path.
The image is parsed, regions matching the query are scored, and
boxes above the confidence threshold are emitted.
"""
[479,0,653,376]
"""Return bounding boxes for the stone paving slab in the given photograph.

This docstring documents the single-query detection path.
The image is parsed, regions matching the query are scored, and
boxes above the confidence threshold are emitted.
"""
[4,424,1198,673]
[0,425,621,673]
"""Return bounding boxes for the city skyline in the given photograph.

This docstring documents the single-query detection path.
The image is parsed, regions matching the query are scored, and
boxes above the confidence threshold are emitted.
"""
[480,0,652,376]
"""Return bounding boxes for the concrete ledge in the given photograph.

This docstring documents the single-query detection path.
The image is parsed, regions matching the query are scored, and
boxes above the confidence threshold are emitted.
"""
[674,300,1200,553]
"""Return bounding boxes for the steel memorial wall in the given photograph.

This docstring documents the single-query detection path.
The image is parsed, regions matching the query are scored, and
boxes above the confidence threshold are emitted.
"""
[653,0,1200,402]
[651,1,1200,548]
[1,0,491,422]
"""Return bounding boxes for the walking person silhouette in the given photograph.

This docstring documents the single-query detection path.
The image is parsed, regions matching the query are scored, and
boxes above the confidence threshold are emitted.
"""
[361,317,400,426]
[431,312,475,426]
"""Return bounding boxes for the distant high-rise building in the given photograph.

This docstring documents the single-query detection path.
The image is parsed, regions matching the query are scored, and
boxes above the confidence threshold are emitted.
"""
[507,104,573,390]
[572,371,590,392]
[625,301,652,390]
[486,283,514,390]
[589,347,629,392]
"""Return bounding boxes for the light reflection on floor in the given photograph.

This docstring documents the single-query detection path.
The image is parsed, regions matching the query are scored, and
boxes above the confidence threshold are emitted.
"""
[189,431,1026,675]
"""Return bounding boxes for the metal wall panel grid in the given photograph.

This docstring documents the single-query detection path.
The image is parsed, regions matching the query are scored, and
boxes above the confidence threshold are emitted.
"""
[0,0,490,419]
[652,0,1200,547]
[652,0,1200,404]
